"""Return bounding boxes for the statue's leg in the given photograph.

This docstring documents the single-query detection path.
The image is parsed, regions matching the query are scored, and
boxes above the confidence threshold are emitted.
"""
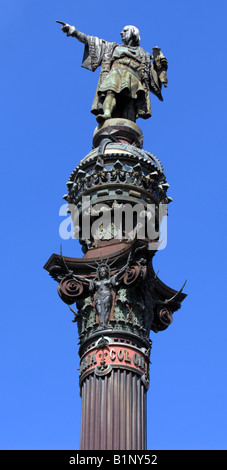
[103,295,112,327]
[95,297,110,329]
[96,91,116,123]
[95,298,103,328]
[121,98,136,122]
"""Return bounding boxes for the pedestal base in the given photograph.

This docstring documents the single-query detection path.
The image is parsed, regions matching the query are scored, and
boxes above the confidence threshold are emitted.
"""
[93,118,143,148]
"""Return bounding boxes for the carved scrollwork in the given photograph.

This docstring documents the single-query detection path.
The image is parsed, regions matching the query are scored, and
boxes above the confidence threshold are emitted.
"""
[123,258,148,286]
[156,305,173,328]
[123,263,141,286]
[57,276,84,304]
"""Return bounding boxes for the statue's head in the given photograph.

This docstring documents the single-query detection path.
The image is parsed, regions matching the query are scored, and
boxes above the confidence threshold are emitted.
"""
[98,265,109,280]
[120,25,141,46]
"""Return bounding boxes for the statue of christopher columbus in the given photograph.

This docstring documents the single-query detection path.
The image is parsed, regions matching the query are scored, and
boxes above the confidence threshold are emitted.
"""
[57,22,168,123]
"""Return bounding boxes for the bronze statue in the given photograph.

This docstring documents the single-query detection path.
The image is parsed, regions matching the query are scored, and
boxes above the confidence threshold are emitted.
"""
[57,21,168,123]
[67,255,132,329]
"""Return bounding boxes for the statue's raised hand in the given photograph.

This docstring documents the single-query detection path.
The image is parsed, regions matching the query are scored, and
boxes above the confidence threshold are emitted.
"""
[56,21,75,37]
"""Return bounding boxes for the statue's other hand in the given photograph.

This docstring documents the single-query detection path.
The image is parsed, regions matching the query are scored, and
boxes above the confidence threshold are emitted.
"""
[61,24,76,36]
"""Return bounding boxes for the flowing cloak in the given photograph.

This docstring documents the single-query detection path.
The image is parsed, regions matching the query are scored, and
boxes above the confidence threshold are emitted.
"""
[81,35,167,119]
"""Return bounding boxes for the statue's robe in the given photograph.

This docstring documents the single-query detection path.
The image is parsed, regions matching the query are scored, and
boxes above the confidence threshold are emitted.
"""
[81,35,167,119]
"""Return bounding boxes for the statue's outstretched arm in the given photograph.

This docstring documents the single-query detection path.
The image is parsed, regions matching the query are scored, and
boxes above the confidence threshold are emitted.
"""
[56,21,88,44]
[72,273,94,287]
[112,252,132,283]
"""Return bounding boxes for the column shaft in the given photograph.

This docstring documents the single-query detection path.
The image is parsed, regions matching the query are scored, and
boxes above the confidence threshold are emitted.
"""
[80,369,147,450]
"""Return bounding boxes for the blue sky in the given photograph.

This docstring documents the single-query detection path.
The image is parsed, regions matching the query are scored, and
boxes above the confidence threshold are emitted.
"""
[0,0,226,450]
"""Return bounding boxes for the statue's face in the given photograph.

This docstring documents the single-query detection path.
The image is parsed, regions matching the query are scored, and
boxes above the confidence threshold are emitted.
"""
[99,267,108,279]
[120,26,132,45]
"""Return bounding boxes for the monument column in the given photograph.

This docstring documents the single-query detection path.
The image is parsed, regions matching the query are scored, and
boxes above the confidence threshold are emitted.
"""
[44,21,186,450]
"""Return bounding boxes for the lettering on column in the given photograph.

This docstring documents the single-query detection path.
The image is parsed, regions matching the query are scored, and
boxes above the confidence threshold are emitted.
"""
[79,342,150,389]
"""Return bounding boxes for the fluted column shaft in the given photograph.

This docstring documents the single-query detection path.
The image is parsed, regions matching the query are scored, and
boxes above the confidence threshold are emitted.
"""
[80,369,147,450]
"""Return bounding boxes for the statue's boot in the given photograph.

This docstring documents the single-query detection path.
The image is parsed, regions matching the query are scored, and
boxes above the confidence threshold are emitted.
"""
[96,92,116,123]
[96,110,111,124]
